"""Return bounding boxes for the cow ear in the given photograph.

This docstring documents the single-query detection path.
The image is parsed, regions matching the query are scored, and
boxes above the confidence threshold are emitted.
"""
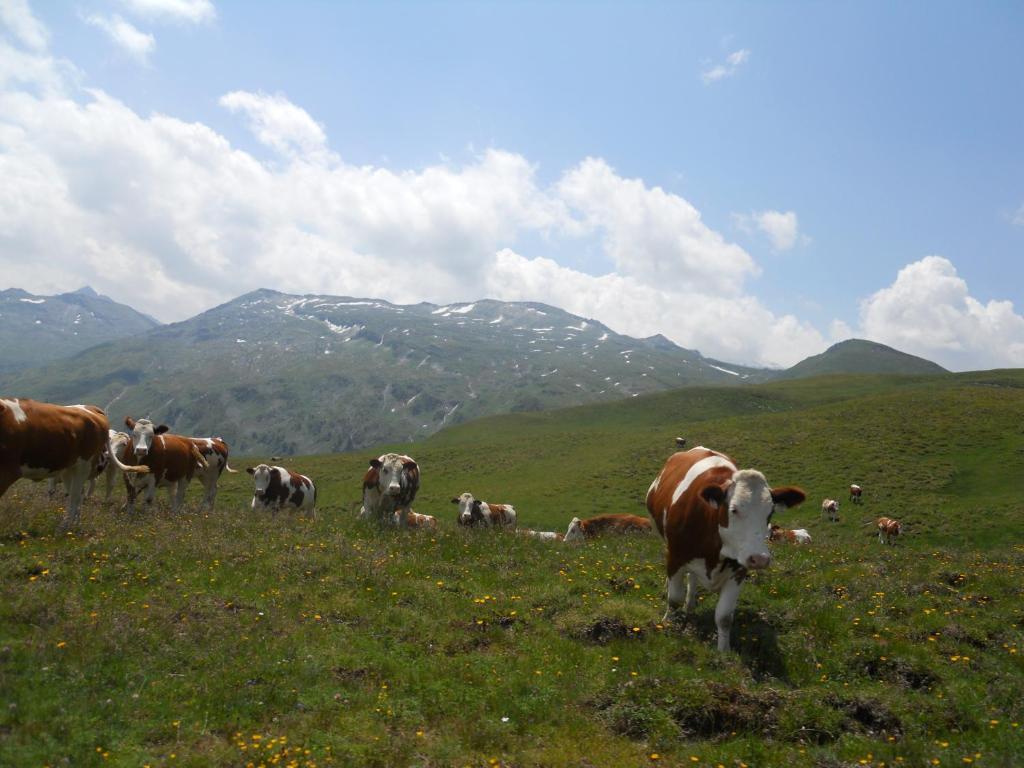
[154,424,170,435]
[246,467,255,475]
[125,416,135,429]
[701,484,727,508]
[402,459,418,470]
[771,486,806,510]
[369,458,382,469]
[451,497,459,504]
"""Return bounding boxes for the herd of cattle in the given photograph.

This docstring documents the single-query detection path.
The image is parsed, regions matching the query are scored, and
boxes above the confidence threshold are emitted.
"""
[1,397,903,651]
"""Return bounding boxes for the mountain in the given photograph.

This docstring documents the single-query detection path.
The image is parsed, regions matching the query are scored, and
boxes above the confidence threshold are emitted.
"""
[0,289,773,454]
[0,286,160,373]
[777,338,947,379]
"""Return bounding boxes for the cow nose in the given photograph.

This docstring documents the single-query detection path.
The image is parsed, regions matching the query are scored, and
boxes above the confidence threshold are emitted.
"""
[387,484,401,495]
[746,552,771,570]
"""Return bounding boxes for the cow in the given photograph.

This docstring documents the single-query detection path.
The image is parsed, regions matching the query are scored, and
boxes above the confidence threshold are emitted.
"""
[877,516,902,544]
[123,417,208,514]
[675,437,687,449]
[0,398,148,531]
[821,498,839,522]
[518,529,564,542]
[563,514,653,542]
[451,492,517,528]
[396,509,437,530]
[188,437,238,511]
[850,484,863,504]
[46,429,130,503]
[359,453,420,527]
[645,445,806,651]
[246,464,316,515]
[768,523,812,544]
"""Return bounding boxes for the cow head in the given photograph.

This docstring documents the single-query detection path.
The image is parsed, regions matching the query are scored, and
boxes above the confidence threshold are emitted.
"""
[246,464,274,496]
[702,469,805,571]
[452,492,477,525]
[370,453,418,497]
[125,417,168,458]
[564,517,584,542]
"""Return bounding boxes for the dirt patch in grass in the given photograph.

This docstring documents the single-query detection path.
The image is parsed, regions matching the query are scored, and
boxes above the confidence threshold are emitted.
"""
[828,695,903,737]
[849,655,938,691]
[570,616,645,645]
[673,682,781,739]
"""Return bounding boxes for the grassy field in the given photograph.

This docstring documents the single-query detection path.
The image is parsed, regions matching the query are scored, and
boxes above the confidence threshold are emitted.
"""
[2,371,1023,767]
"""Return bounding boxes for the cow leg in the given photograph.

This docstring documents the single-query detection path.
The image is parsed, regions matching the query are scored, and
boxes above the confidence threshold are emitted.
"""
[122,473,137,515]
[662,567,688,623]
[56,461,90,533]
[714,579,743,652]
[47,478,58,499]
[169,480,188,513]
[200,478,217,511]
[142,476,156,511]
[103,465,118,505]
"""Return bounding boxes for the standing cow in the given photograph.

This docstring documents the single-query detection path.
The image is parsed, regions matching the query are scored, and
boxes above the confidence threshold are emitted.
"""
[877,517,902,544]
[359,453,420,527]
[850,484,863,504]
[452,492,517,528]
[821,498,839,522]
[123,417,208,514]
[646,445,805,651]
[247,464,316,515]
[189,437,238,511]
[0,399,148,531]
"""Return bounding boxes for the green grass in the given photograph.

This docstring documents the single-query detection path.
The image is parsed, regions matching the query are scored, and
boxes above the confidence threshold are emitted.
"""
[2,372,1023,767]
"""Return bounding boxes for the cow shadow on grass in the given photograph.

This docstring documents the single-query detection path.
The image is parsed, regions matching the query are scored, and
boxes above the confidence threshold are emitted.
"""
[671,607,790,683]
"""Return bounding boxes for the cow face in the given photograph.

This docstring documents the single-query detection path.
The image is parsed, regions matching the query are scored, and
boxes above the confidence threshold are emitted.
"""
[452,492,476,525]
[125,417,169,458]
[703,469,805,571]
[246,464,273,495]
[372,454,417,497]
[564,517,584,542]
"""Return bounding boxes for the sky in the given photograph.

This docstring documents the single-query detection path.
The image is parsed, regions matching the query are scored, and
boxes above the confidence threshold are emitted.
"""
[1,0,1022,370]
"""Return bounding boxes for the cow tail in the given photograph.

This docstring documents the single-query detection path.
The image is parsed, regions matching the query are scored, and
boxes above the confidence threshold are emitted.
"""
[106,434,149,474]
[223,462,239,474]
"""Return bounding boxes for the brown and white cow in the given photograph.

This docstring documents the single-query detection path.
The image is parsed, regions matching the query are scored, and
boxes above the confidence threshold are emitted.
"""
[850,484,863,503]
[821,498,839,522]
[188,437,237,511]
[0,398,148,531]
[452,492,517,528]
[646,446,806,651]
[247,464,316,515]
[359,453,420,527]
[564,514,653,542]
[397,509,437,530]
[877,516,902,544]
[123,417,208,514]
[768,523,812,544]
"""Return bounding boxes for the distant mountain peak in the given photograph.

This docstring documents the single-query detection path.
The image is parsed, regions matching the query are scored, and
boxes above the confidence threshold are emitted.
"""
[72,286,99,298]
[779,337,946,380]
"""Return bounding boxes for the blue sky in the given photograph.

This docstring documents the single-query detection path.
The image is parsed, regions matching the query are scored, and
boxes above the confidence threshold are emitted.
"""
[2,0,1022,369]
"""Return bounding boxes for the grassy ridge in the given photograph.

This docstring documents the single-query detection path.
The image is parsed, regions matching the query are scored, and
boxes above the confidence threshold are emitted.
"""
[1,372,1023,767]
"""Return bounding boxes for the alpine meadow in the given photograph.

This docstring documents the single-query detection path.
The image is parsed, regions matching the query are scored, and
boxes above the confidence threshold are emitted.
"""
[2,371,1022,767]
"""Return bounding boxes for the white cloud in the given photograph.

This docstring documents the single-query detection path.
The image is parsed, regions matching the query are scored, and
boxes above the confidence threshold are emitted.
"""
[701,48,750,85]
[858,256,1024,370]
[219,90,330,162]
[734,209,802,251]
[119,0,215,24]
[0,0,48,50]
[84,14,155,63]
[1013,202,1024,227]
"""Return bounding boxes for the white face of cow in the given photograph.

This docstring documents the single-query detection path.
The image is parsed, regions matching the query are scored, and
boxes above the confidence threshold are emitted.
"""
[125,417,167,458]
[247,464,272,493]
[564,517,584,542]
[374,455,406,496]
[452,492,475,524]
[713,470,805,571]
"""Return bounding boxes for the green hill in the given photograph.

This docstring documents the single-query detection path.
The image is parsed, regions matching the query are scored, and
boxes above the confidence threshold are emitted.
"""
[2,370,1022,766]
[778,338,947,380]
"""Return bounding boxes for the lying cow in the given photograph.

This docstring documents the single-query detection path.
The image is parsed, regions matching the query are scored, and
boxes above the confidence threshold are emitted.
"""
[0,399,148,531]
[821,498,839,522]
[564,514,653,542]
[123,417,208,514]
[189,437,238,511]
[769,523,812,544]
[518,528,564,542]
[247,464,316,515]
[359,453,420,527]
[877,516,902,544]
[850,484,863,503]
[452,492,517,528]
[397,510,437,529]
[646,445,805,651]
